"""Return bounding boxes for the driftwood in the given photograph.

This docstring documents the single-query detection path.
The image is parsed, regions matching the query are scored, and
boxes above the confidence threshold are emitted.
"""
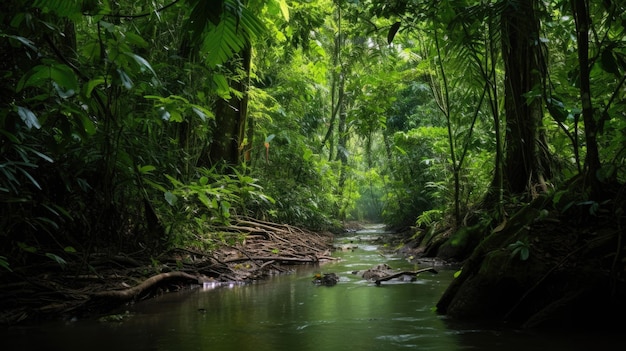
[92,271,201,301]
[374,267,438,286]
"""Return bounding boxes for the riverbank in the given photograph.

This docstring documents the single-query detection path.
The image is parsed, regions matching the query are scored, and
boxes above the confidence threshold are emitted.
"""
[0,217,335,326]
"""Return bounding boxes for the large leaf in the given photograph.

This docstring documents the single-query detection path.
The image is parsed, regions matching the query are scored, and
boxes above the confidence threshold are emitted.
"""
[17,62,78,92]
[202,2,265,67]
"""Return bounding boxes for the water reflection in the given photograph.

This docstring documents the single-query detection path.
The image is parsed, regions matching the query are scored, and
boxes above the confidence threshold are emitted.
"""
[2,226,622,350]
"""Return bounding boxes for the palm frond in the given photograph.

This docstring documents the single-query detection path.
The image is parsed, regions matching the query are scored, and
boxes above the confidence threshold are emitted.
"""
[186,0,265,67]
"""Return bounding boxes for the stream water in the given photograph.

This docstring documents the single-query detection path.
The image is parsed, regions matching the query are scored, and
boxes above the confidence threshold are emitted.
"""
[2,224,622,350]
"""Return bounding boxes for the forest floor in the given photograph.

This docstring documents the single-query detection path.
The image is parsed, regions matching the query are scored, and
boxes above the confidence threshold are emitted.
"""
[0,217,337,326]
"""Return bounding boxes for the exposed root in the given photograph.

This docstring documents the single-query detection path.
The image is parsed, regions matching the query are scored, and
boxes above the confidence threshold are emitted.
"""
[0,217,335,325]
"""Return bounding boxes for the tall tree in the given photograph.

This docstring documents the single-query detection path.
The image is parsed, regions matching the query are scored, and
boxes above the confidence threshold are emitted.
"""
[570,0,601,197]
[182,0,265,167]
[500,0,550,197]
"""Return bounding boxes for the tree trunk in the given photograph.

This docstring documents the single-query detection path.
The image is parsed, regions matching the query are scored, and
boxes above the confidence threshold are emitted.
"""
[501,0,548,198]
[205,46,251,167]
[571,0,602,198]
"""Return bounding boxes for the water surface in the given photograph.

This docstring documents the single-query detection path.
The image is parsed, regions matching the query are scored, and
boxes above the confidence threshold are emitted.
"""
[2,225,622,350]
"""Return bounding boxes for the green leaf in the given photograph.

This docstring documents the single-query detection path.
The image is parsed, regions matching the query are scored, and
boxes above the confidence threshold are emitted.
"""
[2,34,38,52]
[116,69,133,89]
[15,106,41,129]
[52,81,75,98]
[213,74,231,99]
[19,167,42,189]
[600,47,620,75]
[279,0,290,21]
[85,77,106,98]
[79,114,96,135]
[0,256,12,272]
[197,192,212,208]
[202,8,264,67]
[45,253,67,268]
[387,21,401,44]
[519,247,530,261]
[138,165,156,174]
[64,246,77,253]
[191,105,214,121]
[125,32,148,48]
[17,63,78,92]
[125,52,157,77]
[18,242,37,253]
[164,191,178,206]
[25,147,53,163]
[546,97,568,122]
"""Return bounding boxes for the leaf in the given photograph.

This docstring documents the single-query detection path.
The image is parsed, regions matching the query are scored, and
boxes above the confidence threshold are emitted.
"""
[52,81,75,99]
[25,147,53,163]
[492,218,507,233]
[85,77,106,98]
[18,242,37,253]
[191,105,214,121]
[45,253,67,268]
[15,106,41,129]
[158,107,171,121]
[600,47,620,76]
[276,0,290,21]
[79,114,96,135]
[519,247,530,261]
[3,34,38,52]
[202,8,264,67]
[125,52,157,77]
[116,68,133,89]
[18,167,42,190]
[213,74,231,99]
[0,256,12,272]
[138,165,156,174]
[64,246,77,253]
[546,97,568,122]
[164,191,178,206]
[387,21,401,44]
[124,32,148,48]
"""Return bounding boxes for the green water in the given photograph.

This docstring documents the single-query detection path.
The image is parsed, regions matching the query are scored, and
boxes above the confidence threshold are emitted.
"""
[2,225,622,350]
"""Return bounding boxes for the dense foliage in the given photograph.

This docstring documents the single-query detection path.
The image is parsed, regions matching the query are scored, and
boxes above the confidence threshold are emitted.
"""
[1,0,625,274]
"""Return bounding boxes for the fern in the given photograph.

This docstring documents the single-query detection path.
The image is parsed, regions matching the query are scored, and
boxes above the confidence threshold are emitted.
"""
[192,0,264,66]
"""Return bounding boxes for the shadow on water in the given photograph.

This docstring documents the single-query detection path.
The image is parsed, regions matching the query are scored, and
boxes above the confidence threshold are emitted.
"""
[2,224,623,350]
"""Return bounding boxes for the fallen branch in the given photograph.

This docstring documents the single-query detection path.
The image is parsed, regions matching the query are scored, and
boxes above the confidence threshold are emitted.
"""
[375,268,438,286]
[224,256,320,264]
[92,271,200,301]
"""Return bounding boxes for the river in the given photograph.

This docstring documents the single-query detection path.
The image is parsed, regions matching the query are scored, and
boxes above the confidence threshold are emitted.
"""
[1,224,622,350]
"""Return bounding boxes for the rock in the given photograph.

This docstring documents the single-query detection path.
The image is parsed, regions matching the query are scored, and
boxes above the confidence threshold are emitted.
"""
[361,263,394,280]
[312,272,339,286]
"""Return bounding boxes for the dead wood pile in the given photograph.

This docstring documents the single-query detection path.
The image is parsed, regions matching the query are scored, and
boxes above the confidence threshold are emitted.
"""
[0,217,335,325]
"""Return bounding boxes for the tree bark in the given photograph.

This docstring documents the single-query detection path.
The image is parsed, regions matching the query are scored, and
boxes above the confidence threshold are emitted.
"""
[571,0,602,198]
[206,46,251,167]
[501,0,549,198]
